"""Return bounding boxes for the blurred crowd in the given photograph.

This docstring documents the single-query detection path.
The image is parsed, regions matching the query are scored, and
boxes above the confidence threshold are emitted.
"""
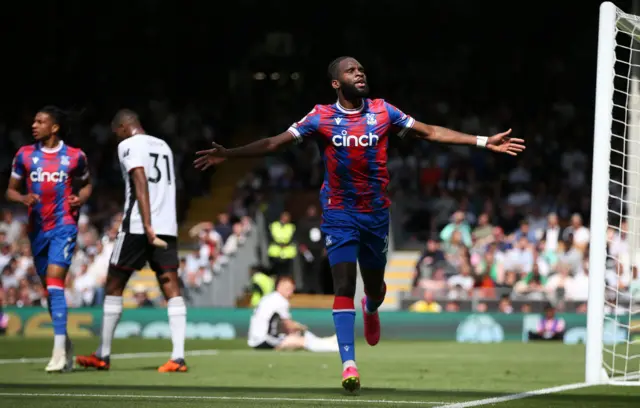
[408,211,640,313]
[0,206,258,308]
[181,214,254,292]
[0,1,631,312]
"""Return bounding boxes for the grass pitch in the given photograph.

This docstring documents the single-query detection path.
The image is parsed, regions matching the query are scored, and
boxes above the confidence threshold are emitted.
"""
[0,338,639,407]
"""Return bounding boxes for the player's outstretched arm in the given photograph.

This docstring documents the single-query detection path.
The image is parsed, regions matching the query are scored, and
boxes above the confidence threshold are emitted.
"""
[193,132,296,170]
[411,121,526,156]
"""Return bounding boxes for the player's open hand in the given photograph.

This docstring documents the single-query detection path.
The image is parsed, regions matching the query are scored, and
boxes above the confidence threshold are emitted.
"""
[68,194,83,208]
[144,224,157,246]
[193,142,228,171]
[21,193,40,206]
[486,129,526,156]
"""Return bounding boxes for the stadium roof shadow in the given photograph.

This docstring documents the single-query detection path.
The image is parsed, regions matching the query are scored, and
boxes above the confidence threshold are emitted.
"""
[0,383,637,405]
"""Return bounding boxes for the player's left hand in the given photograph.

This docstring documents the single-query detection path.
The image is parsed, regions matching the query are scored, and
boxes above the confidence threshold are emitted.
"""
[486,129,526,156]
[68,195,84,208]
[193,142,228,171]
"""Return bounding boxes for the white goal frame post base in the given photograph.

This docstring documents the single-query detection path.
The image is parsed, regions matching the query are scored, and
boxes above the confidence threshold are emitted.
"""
[587,1,640,386]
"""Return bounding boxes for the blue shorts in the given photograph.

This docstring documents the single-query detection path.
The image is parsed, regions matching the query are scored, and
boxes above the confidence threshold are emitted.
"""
[321,209,389,270]
[29,225,78,277]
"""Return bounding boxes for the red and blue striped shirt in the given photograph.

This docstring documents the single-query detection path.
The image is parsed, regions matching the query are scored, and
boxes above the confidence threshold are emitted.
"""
[287,98,414,212]
[11,142,89,232]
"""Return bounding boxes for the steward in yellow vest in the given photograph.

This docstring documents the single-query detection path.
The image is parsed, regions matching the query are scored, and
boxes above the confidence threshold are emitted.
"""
[268,212,297,260]
[250,268,275,306]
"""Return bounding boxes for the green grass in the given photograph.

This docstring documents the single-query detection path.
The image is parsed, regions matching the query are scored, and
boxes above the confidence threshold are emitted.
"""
[0,338,639,407]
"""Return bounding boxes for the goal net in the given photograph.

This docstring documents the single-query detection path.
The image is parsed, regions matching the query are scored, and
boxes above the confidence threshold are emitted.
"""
[588,1,640,385]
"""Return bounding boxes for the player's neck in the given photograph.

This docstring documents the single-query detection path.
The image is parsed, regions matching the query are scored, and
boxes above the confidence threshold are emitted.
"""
[337,97,363,111]
[39,137,62,151]
[129,127,145,136]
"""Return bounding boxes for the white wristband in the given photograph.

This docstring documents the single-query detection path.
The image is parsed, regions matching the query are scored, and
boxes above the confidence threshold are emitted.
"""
[476,136,488,148]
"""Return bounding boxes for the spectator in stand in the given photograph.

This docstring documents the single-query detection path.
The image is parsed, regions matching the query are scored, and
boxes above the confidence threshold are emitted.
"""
[562,213,590,252]
[133,286,155,308]
[448,262,474,296]
[415,267,448,296]
[558,238,583,275]
[504,236,534,275]
[70,263,97,307]
[498,295,514,314]
[222,222,247,256]
[472,213,493,244]
[442,231,469,272]
[609,220,629,259]
[545,263,574,302]
[0,210,21,244]
[409,290,442,313]
[513,264,547,300]
[440,211,472,248]
[513,220,537,244]
[413,238,446,288]
[542,212,562,252]
[527,207,547,241]
[215,213,233,243]
[296,205,325,294]
[189,221,223,265]
[475,243,504,285]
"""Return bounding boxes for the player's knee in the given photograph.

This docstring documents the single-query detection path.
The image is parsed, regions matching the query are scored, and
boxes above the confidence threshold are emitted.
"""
[105,266,129,296]
[360,267,386,297]
[46,264,68,279]
[331,262,357,298]
[157,271,181,299]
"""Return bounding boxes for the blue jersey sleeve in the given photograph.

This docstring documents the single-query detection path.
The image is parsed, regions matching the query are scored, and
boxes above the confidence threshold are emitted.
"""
[75,150,90,180]
[11,149,25,180]
[286,106,321,143]
[384,101,415,138]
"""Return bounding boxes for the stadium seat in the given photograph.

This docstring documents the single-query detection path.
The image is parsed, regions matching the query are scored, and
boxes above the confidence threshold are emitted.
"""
[289,294,334,309]
[178,126,261,243]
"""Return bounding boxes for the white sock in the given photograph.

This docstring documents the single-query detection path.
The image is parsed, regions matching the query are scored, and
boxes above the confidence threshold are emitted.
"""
[54,335,66,351]
[303,331,339,353]
[168,296,187,360]
[97,295,123,358]
[343,360,357,371]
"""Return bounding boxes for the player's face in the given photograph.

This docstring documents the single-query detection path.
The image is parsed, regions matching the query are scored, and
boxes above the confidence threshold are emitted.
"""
[32,112,58,141]
[281,281,295,299]
[112,123,128,140]
[337,59,369,99]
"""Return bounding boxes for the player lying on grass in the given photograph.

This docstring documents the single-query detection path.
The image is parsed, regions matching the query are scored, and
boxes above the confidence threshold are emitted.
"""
[76,110,188,373]
[6,106,92,372]
[194,56,525,392]
[248,276,339,353]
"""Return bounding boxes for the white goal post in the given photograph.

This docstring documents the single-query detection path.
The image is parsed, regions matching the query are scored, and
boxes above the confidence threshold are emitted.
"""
[587,1,640,385]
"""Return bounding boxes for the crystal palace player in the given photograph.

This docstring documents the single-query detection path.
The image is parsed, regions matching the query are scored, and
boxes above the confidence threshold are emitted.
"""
[194,56,525,391]
[6,106,92,372]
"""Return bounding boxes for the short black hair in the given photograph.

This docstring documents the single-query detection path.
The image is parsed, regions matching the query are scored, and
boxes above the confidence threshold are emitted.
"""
[111,109,139,128]
[38,105,83,138]
[327,56,353,80]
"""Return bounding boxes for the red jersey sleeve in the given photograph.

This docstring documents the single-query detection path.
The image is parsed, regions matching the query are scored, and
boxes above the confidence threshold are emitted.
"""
[286,106,322,143]
[75,150,90,180]
[11,148,26,180]
[383,100,415,138]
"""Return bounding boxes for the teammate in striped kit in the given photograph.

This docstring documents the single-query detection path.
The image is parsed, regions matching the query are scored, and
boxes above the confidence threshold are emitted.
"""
[6,106,92,372]
[194,56,526,391]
